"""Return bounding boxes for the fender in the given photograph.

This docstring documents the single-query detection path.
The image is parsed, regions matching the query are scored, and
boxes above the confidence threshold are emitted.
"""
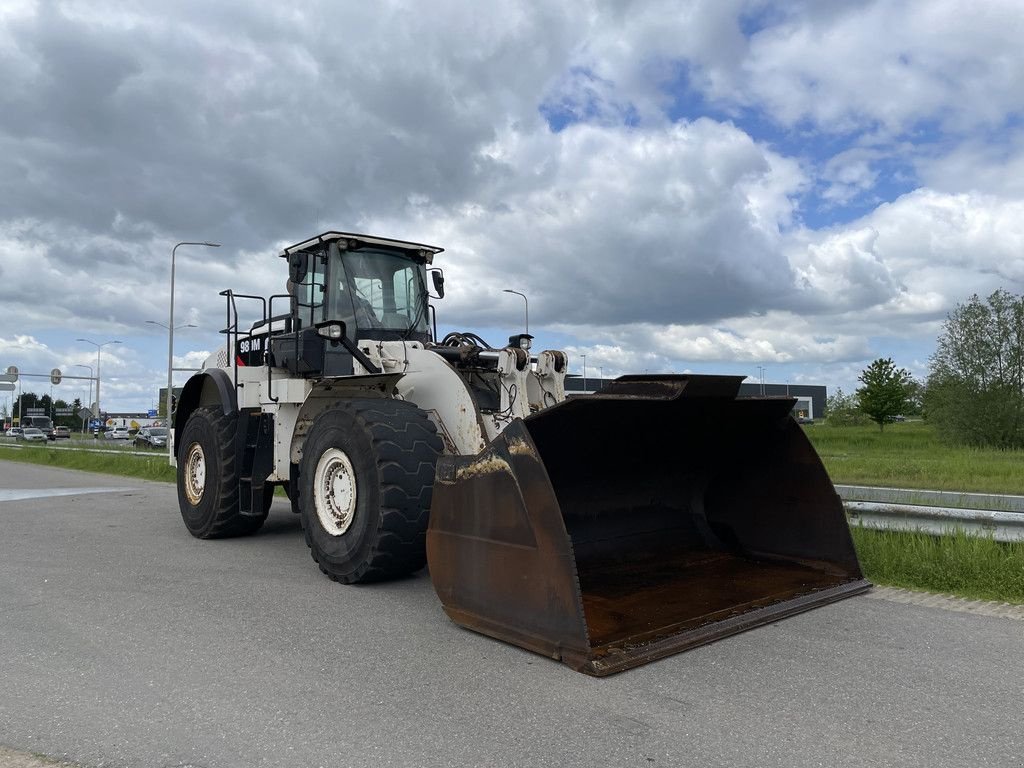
[173,368,239,456]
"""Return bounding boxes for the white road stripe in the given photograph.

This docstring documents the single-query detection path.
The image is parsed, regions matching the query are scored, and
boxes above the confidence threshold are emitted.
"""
[0,487,134,502]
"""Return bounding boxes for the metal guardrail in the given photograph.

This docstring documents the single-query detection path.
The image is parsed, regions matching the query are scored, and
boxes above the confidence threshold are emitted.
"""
[1,443,1022,540]
[835,484,1024,513]
[0,437,162,458]
[837,485,1024,543]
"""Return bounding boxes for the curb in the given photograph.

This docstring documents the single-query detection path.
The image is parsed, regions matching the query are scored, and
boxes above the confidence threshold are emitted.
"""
[866,586,1024,620]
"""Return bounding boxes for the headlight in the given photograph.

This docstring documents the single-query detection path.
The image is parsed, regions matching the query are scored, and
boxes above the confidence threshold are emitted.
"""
[507,333,533,351]
[315,321,347,340]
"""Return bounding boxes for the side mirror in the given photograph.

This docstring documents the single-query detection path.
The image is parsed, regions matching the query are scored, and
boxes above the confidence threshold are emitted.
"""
[288,252,309,284]
[430,268,445,299]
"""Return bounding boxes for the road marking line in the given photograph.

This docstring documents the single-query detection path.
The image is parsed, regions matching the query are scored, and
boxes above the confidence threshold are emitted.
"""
[867,586,1024,621]
[0,487,134,502]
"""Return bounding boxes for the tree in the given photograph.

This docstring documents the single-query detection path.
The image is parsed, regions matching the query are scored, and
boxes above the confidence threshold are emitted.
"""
[926,289,1024,448]
[903,378,926,416]
[856,358,912,430]
[825,387,869,426]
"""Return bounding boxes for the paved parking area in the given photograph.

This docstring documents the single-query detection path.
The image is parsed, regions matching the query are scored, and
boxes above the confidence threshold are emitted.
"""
[1,460,1022,768]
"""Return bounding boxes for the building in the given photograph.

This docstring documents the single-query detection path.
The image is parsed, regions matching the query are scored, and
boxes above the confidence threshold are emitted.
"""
[564,375,825,419]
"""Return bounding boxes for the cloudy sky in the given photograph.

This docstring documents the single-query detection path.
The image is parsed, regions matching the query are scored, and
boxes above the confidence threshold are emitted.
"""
[2,0,1024,416]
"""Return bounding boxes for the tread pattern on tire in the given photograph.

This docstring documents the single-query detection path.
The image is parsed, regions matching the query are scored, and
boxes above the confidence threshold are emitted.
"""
[179,406,267,539]
[300,398,442,583]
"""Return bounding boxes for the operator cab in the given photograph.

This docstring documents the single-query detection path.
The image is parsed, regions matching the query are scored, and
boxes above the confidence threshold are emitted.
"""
[284,232,443,345]
[266,232,445,378]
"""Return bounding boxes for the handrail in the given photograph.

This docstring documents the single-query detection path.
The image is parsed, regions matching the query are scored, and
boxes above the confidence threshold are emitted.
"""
[219,290,269,392]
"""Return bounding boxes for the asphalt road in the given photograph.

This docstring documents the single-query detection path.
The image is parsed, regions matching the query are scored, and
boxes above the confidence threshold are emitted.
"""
[1,460,1021,768]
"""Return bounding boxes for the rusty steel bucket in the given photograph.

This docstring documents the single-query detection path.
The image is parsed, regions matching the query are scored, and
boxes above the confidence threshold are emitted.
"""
[427,374,869,676]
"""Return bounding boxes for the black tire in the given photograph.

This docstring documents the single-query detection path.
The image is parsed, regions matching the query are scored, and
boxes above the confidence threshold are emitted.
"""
[176,406,267,538]
[299,399,442,584]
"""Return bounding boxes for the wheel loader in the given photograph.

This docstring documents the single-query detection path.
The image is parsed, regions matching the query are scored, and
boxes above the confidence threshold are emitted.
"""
[173,231,869,676]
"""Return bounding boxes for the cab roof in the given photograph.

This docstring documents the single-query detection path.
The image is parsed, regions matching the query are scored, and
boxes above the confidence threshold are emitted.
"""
[281,231,444,264]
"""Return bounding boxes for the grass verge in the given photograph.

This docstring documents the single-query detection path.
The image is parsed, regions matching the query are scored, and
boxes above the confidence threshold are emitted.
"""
[0,443,177,483]
[851,526,1024,604]
[0,442,289,495]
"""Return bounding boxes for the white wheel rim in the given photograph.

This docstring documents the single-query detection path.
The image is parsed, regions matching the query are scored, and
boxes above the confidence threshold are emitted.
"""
[314,448,357,536]
[184,442,207,505]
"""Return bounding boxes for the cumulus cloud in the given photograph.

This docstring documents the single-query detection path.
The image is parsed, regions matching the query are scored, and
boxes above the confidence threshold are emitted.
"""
[653,317,870,363]
[371,117,810,328]
[563,0,1024,136]
[916,130,1024,199]
[2,0,1024,409]
[819,149,882,206]
[839,189,1024,295]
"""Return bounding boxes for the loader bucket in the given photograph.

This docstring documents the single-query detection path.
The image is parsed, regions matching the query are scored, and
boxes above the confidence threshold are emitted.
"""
[427,374,869,676]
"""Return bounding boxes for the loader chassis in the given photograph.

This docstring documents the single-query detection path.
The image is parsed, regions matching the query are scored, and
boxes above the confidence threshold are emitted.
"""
[173,231,869,676]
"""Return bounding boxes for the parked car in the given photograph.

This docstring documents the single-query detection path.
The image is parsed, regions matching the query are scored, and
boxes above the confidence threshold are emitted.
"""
[105,427,131,440]
[135,427,168,449]
[5,427,24,438]
[53,426,71,439]
[21,428,47,442]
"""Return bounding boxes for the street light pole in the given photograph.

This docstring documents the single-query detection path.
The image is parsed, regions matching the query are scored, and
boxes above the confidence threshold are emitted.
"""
[147,320,197,331]
[166,241,221,446]
[76,339,122,423]
[502,289,528,334]
[148,319,197,437]
[581,353,587,394]
[757,365,766,396]
[73,364,94,433]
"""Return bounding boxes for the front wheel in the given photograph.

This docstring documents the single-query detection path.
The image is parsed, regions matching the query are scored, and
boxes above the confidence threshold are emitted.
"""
[176,407,267,538]
[299,400,442,583]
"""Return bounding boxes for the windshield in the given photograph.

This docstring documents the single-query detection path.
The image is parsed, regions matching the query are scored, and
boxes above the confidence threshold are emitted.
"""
[327,246,430,340]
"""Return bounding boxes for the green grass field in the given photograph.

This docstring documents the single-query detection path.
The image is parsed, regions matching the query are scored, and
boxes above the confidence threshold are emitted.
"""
[809,419,1024,603]
[806,420,1024,494]
[3,420,1023,603]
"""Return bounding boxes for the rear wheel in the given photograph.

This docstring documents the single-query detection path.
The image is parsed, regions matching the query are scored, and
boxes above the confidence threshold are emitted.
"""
[176,406,268,538]
[299,399,442,583]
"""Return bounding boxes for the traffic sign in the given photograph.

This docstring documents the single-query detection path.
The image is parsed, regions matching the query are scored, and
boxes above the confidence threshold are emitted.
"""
[55,408,73,416]
[0,374,15,383]
[4,365,17,381]
[79,408,93,420]
[50,368,62,385]
[0,382,13,392]
[26,408,45,416]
